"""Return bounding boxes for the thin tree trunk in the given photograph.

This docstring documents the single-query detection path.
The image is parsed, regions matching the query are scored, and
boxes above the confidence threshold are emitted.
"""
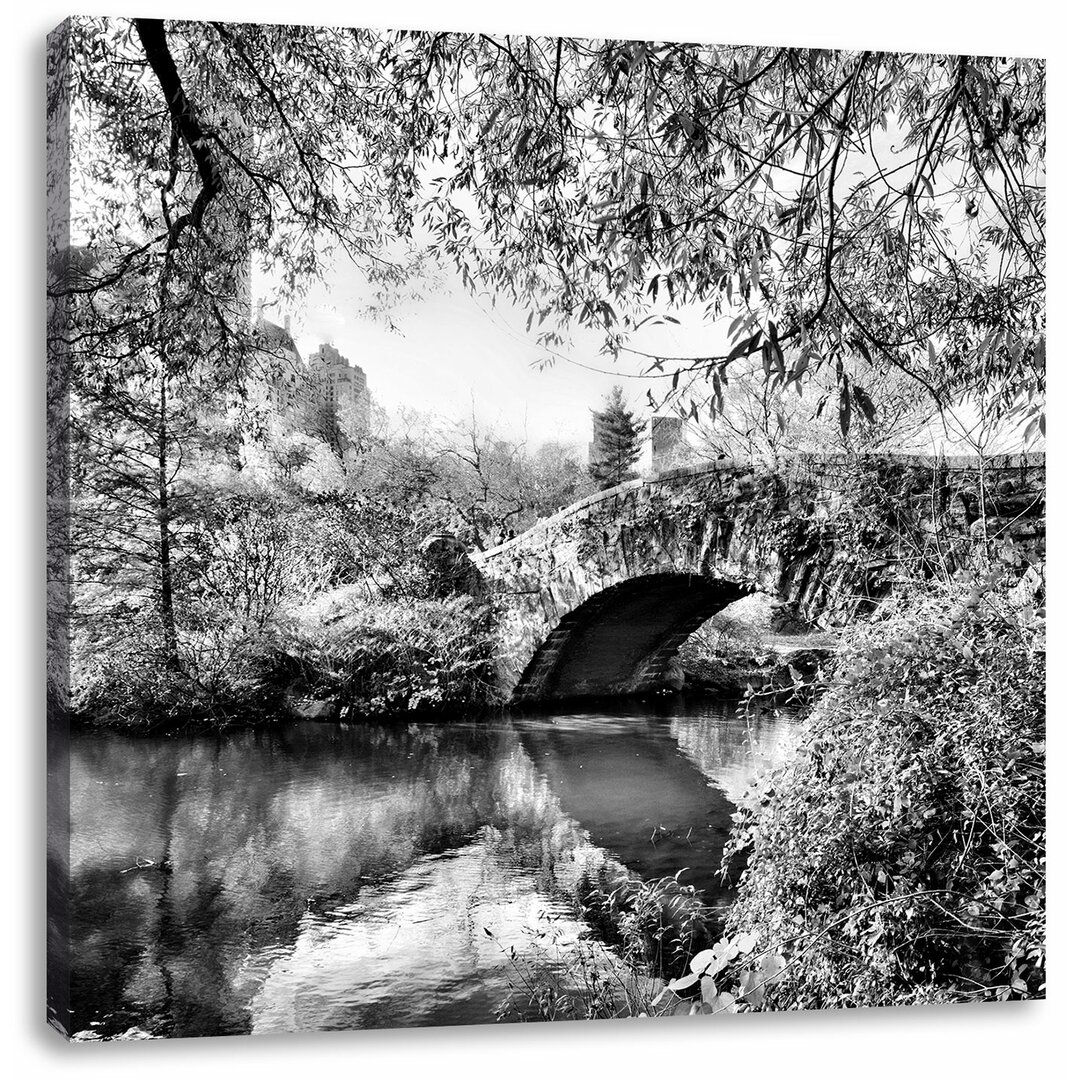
[157,368,180,671]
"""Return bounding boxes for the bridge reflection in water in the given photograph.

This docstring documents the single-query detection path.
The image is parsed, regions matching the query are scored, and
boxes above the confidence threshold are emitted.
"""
[63,698,797,1037]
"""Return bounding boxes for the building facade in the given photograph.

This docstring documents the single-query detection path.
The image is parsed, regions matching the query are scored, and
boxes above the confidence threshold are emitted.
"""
[252,320,372,443]
[646,415,689,474]
[308,343,372,435]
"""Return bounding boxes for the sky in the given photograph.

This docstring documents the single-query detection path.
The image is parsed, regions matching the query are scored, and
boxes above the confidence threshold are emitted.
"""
[253,254,725,453]
[246,114,1030,458]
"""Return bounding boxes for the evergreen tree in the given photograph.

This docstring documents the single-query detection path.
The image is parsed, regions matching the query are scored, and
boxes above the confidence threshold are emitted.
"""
[588,388,646,490]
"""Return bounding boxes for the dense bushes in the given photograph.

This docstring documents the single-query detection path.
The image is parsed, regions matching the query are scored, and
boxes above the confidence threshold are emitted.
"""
[72,590,497,728]
[72,597,497,729]
[679,613,768,681]
[660,573,1045,1013]
[71,606,284,728]
[272,587,497,717]
[68,459,504,727]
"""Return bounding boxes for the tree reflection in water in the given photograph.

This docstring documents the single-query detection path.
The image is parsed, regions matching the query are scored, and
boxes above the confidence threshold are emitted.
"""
[63,698,797,1037]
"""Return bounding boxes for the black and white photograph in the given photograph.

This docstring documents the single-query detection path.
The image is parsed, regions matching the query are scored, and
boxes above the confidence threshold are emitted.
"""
[44,7,1048,1050]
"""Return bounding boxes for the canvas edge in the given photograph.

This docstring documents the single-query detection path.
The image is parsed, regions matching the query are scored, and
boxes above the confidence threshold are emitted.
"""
[46,14,72,1042]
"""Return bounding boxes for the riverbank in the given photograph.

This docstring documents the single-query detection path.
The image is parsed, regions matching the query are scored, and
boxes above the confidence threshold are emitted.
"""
[67,587,498,733]
[660,573,1046,1012]
[67,585,832,733]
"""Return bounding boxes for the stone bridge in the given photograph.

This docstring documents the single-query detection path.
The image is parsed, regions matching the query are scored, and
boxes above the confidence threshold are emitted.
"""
[471,453,1045,703]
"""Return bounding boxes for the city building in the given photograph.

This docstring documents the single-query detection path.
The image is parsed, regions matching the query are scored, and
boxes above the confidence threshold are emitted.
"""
[249,313,373,444]
[308,343,372,435]
[646,415,690,474]
[252,314,317,433]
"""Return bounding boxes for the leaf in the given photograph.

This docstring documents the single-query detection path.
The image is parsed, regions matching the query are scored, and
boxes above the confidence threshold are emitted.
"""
[768,320,783,374]
[712,372,725,416]
[728,330,762,363]
[839,376,851,438]
[738,968,766,1008]
[736,931,759,955]
[668,973,700,992]
[478,104,504,139]
[758,953,784,983]
[852,384,877,424]
[700,975,718,1004]
[690,949,716,975]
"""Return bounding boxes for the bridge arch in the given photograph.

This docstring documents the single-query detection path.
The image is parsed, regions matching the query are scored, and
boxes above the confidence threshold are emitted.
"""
[513,573,749,701]
[473,454,1045,704]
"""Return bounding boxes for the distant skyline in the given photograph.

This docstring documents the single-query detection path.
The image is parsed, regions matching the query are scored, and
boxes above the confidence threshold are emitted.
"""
[254,254,723,452]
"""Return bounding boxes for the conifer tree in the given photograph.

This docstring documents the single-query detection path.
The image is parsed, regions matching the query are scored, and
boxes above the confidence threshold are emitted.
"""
[588,387,646,490]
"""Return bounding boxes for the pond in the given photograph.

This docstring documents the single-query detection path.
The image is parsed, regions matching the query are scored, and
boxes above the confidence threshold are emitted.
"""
[58,695,799,1038]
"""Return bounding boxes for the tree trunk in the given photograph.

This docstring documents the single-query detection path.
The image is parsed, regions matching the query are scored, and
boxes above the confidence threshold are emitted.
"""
[157,369,181,671]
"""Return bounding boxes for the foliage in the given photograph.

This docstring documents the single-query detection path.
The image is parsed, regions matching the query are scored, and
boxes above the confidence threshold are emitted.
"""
[69,469,401,726]
[70,608,280,728]
[390,38,1043,433]
[588,386,646,489]
[606,873,717,976]
[657,575,1045,1013]
[493,872,717,1023]
[52,16,428,692]
[59,24,1045,451]
[679,615,768,675]
[274,588,497,715]
[493,925,671,1023]
[689,354,939,465]
[345,407,589,549]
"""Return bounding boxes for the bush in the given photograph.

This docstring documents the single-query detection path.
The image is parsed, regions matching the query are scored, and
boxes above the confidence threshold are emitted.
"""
[660,572,1045,1013]
[273,586,497,716]
[492,873,716,1023]
[71,609,284,728]
[680,614,767,669]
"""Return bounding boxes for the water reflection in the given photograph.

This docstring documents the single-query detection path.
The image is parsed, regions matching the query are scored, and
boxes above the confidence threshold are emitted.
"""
[669,709,798,803]
[61,697,797,1038]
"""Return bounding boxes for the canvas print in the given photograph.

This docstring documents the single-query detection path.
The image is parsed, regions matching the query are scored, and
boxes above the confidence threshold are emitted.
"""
[46,17,1046,1040]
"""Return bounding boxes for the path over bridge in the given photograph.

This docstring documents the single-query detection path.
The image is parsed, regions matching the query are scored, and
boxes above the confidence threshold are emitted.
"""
[471,453,1045,703]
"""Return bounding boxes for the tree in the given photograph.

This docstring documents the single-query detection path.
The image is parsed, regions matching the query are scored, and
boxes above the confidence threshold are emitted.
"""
[50,17,423,688]
[524,441,589,519]
[382,38,1044,439]
[690,353,938,465]
[588,387,646,489]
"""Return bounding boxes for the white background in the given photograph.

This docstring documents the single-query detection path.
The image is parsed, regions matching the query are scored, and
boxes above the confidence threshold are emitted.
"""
[2,2,1076,1076]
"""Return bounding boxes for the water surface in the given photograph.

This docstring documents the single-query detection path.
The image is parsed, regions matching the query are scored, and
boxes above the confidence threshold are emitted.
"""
[61,695,797,1037]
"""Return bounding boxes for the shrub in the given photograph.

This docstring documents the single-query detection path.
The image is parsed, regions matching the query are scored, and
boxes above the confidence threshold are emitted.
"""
[680,614,767,670]
[273,586,497,715]
[659,572,1045,1013]
[71,609,283,728]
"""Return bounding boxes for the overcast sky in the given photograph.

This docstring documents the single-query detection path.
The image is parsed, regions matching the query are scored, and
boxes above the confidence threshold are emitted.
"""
[254,250,725,453]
